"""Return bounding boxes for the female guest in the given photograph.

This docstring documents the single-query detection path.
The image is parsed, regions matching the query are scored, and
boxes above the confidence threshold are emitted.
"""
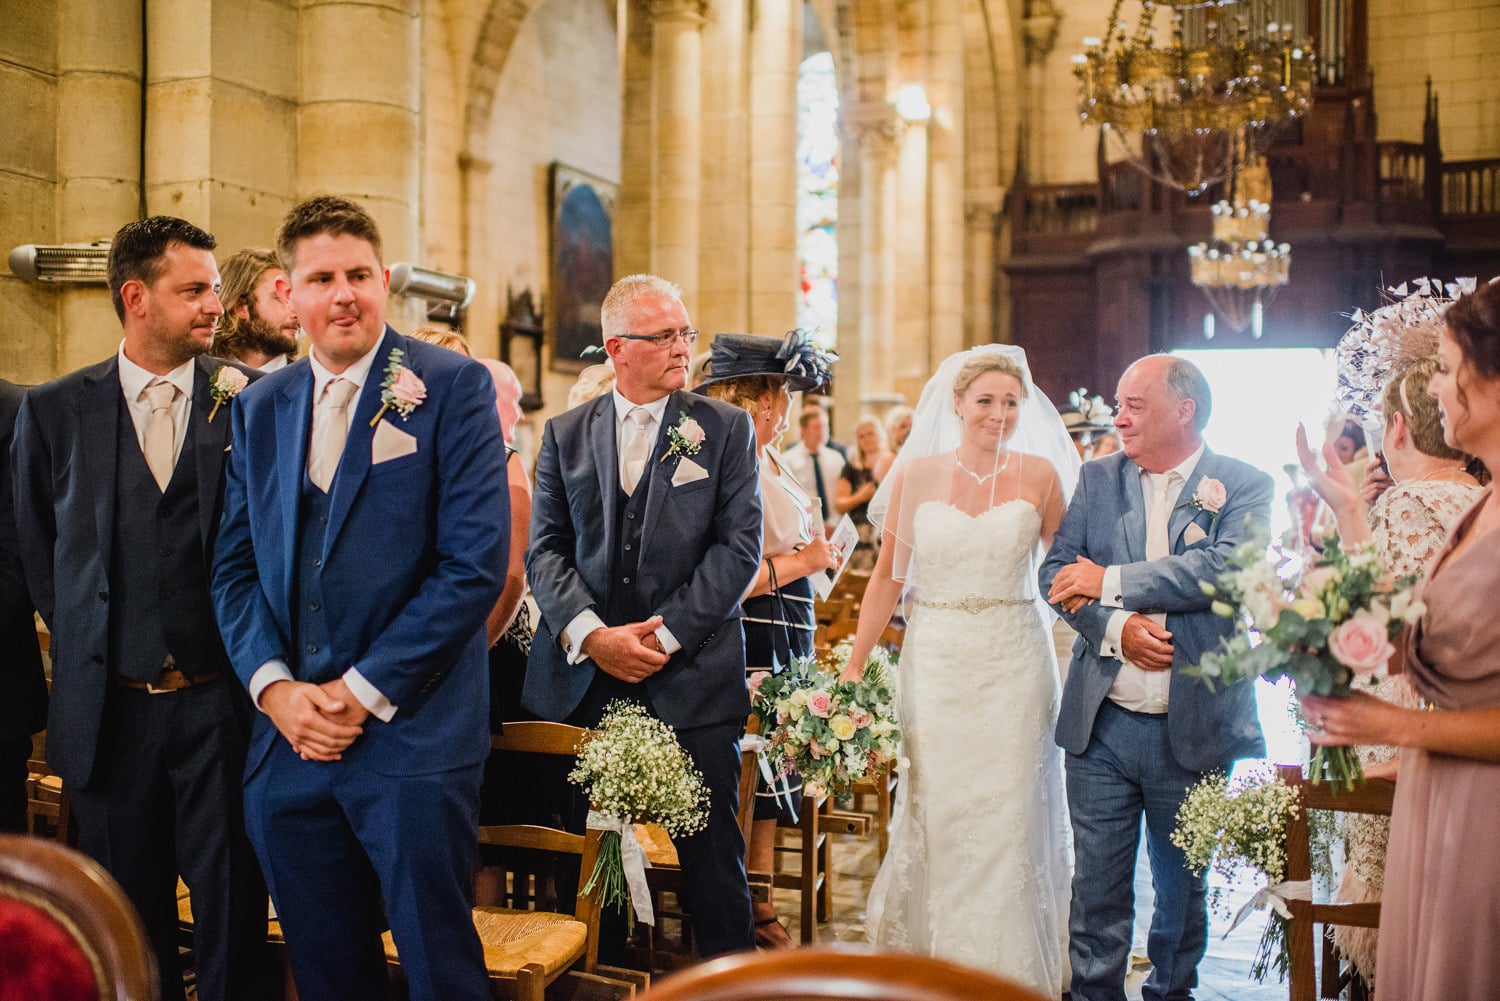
[1303,278,1500,1001]
[885,405,914,453]
[698,331,837,949]
[835,416,894,573]
[1295,355,1481,980]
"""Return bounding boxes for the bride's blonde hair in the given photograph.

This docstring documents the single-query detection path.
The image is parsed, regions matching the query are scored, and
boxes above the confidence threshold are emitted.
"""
[953,353,1027,400]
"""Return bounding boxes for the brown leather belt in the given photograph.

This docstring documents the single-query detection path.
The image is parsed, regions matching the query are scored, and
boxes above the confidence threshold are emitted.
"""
[111,668,222,694]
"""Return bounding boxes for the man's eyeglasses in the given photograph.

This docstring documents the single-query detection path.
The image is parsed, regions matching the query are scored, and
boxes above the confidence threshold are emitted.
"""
[618,327,698,348]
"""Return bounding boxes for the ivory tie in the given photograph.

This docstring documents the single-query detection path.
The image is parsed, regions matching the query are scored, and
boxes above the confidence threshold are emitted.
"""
[312,378,359,492]
[621,407,653,496]
[1143,470,1181,631]
[142,379,179,491]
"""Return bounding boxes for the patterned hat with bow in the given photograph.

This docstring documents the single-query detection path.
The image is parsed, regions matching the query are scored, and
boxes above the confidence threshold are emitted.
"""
[695,330,837,393]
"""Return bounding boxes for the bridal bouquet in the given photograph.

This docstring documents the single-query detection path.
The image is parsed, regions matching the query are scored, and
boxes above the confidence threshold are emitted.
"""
[750,643,902,798]
[568,701,710,929]
[1195,534,1423,790]
[1171,768,1303,983]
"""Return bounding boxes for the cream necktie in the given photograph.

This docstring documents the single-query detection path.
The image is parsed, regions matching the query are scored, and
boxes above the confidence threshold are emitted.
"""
[142,379,179,491]
[1144,470,1181,629]
[312,378,359,492]
[621,407,653,496]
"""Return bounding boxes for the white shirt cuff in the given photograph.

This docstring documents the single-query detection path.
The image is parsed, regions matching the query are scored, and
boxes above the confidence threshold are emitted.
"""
[248,660,294,711]
[562,609,607,665]
[1101,565,1125,608]
[656,624,681,656]
[1102,610,1132,660]
[342,666,397,723]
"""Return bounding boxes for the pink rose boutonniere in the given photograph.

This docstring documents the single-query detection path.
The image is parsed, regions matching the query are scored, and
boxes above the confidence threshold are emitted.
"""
[659,412,706,463]
[207,365,248,423]
[369,348,427,427]
[1178,476,1227,526]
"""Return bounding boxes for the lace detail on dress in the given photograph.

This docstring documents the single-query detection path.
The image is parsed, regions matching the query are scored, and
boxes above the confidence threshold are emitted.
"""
[1334,478,1481,979]
[865,502,1071,996]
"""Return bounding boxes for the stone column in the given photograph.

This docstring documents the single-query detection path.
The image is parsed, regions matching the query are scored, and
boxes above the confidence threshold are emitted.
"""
[924,0,966,380]
[56,0,144,374]
[297,0,421,323]
[746,0,800,333]
[648,0,708,314]
[616,0,655,277]
[846,104,904,408]
[696,0,748,332]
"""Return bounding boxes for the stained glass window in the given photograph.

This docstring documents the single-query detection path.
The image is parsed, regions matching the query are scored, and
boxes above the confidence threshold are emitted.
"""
[797,51,839,350]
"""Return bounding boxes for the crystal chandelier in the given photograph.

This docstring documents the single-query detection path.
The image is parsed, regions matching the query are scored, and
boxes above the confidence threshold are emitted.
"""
[1187,153,1290,337]
[1073,0,1316,193]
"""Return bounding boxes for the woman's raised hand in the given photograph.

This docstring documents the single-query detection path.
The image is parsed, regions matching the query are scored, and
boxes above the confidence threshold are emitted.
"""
[1295,423,1363,517]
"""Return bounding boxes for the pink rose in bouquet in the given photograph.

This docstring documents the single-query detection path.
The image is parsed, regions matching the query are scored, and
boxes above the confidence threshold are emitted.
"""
[1328,613,1394,676]
[807,690,832,718]
[747,671,771,697]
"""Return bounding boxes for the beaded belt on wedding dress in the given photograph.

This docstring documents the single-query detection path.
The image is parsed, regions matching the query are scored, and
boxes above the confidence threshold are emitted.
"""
[914,595,1032,614]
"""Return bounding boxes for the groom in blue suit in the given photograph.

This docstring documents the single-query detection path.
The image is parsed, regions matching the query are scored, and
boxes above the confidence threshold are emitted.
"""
[525,274,762,956]
[213,196,508,1000]
[1041,355,1272,1001]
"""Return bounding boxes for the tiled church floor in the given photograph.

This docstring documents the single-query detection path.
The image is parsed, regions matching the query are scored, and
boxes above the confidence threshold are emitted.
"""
[774,827,1287,1001]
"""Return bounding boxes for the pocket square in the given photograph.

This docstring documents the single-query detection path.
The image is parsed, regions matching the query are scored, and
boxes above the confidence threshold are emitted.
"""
[372,420,418,463]
[671,456,709,487]
[1183,522,1208,546]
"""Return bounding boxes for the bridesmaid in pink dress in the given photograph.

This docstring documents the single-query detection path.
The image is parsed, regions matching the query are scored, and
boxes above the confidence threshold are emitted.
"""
[1304,279,1500,1001]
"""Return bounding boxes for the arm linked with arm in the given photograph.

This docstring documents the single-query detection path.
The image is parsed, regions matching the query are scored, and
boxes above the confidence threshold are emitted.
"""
[1038,468,1115,652]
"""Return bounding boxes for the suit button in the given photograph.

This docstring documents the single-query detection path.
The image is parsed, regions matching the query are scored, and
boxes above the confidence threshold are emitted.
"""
[158,547,172,557]
[91,654,104,665]
[313,558,323,568]
[624,544,632,551]
[320,515,328,524]
[309,601,321,612]
[306,644,318,654]
[99,591,109,602]
[627,512,636,520]
[622,577,631,584]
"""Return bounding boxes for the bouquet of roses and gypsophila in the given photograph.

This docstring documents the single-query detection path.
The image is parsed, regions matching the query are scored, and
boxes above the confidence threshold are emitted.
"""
[568,701,710,929]
[749,642,902,798]
[1195,532,1423,791]
[1171,768,1303,983]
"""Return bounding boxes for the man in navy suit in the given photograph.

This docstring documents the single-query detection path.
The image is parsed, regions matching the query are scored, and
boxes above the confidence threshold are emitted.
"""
[212,196,508,1001]
[525,274,762,956]
[1041,355,1272,1001]
[0,379,46,835]
[12,218,267,1001]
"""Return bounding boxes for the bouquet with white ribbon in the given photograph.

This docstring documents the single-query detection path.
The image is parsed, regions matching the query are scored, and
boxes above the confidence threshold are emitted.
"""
[568,702,710,930]
[1171,769,1305,984]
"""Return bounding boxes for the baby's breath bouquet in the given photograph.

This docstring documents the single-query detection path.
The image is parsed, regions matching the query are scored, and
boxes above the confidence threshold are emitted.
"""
[1172,769,1303,983]
[750,643,902,798]
[568,701,710,929]
[1195,533,1423,790]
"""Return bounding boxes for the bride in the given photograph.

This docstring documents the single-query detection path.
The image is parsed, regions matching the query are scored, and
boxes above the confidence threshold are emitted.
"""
[840,346,1079,995]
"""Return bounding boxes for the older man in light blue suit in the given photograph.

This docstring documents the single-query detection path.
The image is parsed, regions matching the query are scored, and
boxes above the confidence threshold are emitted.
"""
[1040,355,1272,1001]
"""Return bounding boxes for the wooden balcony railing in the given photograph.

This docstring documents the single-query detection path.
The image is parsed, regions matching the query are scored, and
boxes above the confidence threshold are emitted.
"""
[1442,158,1500,217]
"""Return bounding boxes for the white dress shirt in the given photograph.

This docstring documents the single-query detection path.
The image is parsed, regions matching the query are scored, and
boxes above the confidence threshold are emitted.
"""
[248,341,396,722]
[1099,444,1205,712]
[117,342,195,466]
[258,353,291,373]
[781,442,846,530]
[560,389,683,665]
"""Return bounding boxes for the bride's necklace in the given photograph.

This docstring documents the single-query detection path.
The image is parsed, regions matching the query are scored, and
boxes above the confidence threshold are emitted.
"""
[955,450,1010,484]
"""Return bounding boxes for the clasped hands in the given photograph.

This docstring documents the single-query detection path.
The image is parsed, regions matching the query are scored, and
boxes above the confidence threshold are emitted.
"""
[1048,555,1174,670]
[583,615,670,684]
[261,676,370,762]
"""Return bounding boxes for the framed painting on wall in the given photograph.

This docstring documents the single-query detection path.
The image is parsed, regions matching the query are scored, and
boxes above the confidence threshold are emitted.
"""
[549,163,617,374]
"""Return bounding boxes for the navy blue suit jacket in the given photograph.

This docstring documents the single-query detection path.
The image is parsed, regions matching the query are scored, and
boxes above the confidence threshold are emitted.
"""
[13,355,253,786]
[523,390,762,729]
[1040,448,1272,772]
[212,329,508,778]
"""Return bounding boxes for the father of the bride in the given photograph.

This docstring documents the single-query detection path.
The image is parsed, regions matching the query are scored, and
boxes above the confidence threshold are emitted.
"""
[1041,354,1272,1001]
[524,274,762,956]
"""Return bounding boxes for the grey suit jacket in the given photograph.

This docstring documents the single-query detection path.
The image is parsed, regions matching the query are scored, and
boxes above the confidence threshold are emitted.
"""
[1040,448,1272,772]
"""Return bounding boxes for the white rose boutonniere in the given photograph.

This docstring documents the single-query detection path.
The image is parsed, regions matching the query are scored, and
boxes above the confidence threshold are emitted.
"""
[659,412,706,464]
[369,348,427,426]
[207,365,249,423]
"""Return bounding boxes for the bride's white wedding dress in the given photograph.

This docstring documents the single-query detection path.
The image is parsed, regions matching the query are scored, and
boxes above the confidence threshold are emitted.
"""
[867,498,1072,996]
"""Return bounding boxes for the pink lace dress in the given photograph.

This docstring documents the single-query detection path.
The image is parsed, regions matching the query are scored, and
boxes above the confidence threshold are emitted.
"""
[1333,478,1482,980]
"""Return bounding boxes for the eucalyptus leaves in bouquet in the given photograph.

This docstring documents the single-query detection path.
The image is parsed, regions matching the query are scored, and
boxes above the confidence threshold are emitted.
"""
[750,642,902,798]
[1171,769,1303,983]
[568,701,710,930]
[1195,533,1423,790]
